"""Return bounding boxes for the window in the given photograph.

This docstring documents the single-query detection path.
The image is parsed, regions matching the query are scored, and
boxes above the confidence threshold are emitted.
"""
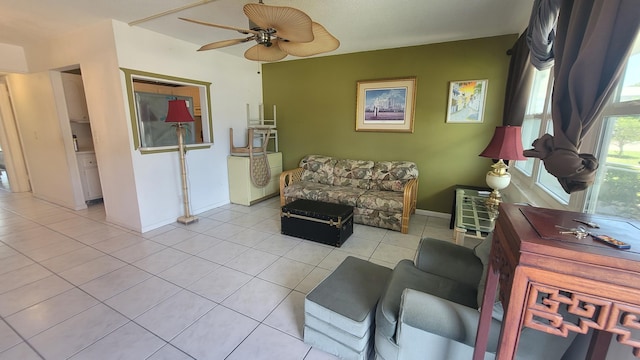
[585,40,640,220]
[515,68,550,177]
[512,35,640,220]
[121,68,213,152]
[513,67,571,206]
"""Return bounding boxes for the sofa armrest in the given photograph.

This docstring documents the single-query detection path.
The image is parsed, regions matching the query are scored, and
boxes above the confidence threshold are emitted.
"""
[400,178,418,234]
[414,238,483,289]
[279,167,303,206]
[398,289,501,352]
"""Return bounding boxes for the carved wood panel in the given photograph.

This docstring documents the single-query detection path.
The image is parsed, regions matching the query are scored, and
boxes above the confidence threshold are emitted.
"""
[490,234,513,306]
[523,283,640,357]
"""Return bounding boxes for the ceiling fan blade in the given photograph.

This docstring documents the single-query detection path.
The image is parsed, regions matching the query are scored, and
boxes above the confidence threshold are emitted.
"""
[278,22,340,57]
[243,3,313,43]
[179,17,260,35]
[198,37,254,51]
[244,41,288,62]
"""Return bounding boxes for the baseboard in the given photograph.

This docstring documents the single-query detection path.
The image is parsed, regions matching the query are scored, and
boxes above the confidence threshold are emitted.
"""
[415,208,451,220]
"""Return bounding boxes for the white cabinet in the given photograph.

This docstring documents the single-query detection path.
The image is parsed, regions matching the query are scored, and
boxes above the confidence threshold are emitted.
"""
[228,152,282,206]
[61,73,89,122]
[76,152,102,201]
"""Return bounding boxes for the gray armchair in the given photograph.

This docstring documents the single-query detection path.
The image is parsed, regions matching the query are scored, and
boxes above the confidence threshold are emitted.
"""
[374,237,578,360]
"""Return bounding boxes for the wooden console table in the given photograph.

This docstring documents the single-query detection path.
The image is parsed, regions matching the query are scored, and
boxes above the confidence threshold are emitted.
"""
[473,203,640,359]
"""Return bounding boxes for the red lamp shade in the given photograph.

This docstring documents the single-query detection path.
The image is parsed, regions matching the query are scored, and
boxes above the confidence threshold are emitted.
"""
[479,126,527,161]
[165,100,194,123]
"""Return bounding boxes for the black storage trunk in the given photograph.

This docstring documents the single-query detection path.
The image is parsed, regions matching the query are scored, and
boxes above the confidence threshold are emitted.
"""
[281,199,354,247]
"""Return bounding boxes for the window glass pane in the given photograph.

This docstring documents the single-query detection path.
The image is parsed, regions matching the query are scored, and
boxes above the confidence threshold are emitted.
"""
[135,92,198,148]
[515,118,541,175]
[537,121,571,204]
[617,37,640,103]
[590,115,640,220]
[526,69,551,116]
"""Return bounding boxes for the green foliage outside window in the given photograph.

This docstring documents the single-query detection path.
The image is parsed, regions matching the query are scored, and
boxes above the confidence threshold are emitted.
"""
[597,166,640,220]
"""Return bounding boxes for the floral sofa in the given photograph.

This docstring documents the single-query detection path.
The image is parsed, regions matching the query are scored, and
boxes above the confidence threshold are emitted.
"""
[279,155,419,233]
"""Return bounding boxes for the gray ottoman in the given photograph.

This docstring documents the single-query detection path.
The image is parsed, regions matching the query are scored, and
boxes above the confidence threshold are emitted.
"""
[304,256,392,360]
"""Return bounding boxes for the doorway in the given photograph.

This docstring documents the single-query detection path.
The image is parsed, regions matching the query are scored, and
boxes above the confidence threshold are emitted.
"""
[61,68,103,207]
[0,77,30,193]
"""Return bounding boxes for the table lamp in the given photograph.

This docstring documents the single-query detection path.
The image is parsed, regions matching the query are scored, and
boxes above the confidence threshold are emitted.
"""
[165,99,198,225]
[479,126,526,206]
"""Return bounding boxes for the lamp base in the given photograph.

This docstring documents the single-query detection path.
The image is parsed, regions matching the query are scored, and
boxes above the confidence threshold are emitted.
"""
[484,159,511,207]
[486,190,502,207]
[177,215,199,225]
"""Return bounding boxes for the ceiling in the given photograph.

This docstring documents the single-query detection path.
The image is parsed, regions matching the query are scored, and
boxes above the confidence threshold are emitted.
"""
[0,0,533,61]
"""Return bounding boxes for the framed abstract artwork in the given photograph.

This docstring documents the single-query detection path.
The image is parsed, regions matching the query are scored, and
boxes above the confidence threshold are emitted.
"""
[355,77,416,132]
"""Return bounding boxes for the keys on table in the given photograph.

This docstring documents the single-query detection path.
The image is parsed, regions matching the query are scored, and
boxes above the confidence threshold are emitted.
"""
[555,225,589,239]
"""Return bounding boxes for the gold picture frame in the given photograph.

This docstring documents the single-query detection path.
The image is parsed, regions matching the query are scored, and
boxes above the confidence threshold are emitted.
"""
[355,77,416,133]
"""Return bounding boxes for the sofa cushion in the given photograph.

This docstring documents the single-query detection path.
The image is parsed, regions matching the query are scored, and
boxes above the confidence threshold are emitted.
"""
[376,259,478,340]
[300,155,337,185]
[371,161,419,192]
[283,181,366,207]
[354,208,402,232]
[332,159,374,190]
[357,190,404,212]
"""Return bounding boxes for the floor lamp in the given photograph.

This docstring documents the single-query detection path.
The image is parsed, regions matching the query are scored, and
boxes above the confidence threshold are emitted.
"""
[479,126,527,207]
[165,99,198,225]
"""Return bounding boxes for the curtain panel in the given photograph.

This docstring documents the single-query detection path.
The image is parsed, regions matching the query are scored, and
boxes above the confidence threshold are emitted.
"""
[524,0,640,194]
[503,31,535,127]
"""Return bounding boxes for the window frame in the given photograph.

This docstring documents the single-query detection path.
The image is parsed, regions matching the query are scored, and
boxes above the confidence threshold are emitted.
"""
[121,68,213,154]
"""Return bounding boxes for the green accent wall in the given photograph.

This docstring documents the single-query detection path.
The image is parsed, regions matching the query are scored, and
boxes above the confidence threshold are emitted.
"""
[262,34,518,214]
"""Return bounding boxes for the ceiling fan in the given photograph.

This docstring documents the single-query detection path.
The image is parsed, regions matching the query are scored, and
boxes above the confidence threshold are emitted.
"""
[180,0,339,62]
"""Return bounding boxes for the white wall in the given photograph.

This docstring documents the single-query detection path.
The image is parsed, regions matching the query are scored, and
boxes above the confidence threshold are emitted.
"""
[21,20,143,230]
[0,43,28,73]
[15,19,261,232]
[112,20,262,231]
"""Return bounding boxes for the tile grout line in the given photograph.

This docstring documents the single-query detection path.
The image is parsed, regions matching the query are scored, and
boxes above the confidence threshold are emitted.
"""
[0,193,452,359]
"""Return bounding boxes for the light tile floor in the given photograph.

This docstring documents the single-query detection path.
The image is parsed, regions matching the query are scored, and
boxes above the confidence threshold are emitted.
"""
[0,191,456,360]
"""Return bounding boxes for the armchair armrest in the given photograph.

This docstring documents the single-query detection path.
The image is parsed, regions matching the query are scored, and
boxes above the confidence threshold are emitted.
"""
[279,167,303,206]
[399,289,578,360]
[398,289,501,354]
[414,238,483,289]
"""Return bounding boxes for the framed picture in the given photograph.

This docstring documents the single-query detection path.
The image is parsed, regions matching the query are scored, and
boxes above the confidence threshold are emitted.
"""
[355,77,416,133]
[446,79,488,123]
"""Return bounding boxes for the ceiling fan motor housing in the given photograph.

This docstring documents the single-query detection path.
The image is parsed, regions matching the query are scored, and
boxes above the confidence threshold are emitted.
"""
[258,32,272,47]
[249,20,276,47]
